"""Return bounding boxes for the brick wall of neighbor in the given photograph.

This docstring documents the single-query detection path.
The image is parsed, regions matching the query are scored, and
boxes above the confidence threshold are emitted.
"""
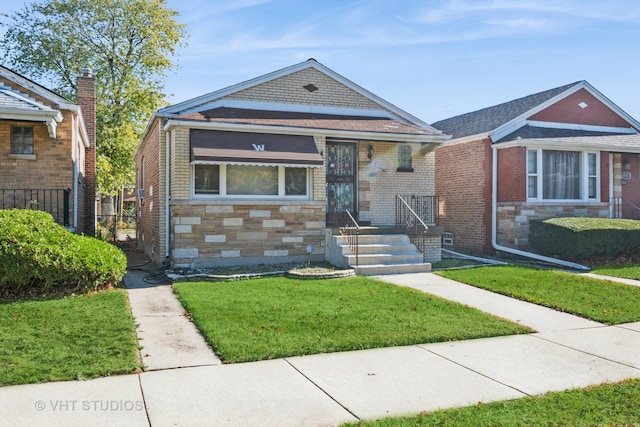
[496,202,610,250]
[435,138,492,255]
[229,68,392,113]
[135,118,165,265]
[361,141,436,225]
[170,201,326,268]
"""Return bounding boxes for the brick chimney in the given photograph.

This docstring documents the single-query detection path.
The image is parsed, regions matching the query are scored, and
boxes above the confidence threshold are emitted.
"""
[77,68,96,236]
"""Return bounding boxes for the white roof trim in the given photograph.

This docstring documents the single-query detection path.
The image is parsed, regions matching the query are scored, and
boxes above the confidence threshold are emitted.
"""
[160,59,440,132]
[490,81,640,142]
[164,119,449,144]
[0,66,72,107]
[525,120,637,134]
[495,137,640,153]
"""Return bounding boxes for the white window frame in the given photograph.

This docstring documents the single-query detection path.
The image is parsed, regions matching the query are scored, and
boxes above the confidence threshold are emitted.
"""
[526,148,600,202]
[191,163,312,200]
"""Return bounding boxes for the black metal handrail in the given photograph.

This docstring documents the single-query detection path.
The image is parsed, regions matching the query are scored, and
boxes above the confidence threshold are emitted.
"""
[396,195,430,263]
[1,188,71,227]
[339,209,360,266]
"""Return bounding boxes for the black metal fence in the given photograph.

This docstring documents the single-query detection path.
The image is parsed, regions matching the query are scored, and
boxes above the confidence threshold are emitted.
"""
[96,214,137,242]
[0,188,71,226]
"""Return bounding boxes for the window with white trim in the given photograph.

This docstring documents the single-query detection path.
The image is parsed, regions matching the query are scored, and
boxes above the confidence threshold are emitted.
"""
[526,149,599,201]
[193,164,309,198]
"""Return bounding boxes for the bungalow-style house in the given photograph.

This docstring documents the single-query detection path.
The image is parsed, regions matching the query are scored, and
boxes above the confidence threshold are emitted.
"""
[433,81,640,258]
[134,59,448,273]
[0,66,96,235]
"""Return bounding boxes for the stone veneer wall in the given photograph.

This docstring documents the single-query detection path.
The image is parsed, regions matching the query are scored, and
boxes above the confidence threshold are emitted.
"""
[496,202,611,249]
[171,201,326,268]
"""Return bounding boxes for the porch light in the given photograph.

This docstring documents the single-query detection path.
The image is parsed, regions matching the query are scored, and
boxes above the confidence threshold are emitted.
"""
[367,143,374,161]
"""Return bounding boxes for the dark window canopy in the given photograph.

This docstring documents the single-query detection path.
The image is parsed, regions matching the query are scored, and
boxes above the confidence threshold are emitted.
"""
[190,129,324,167]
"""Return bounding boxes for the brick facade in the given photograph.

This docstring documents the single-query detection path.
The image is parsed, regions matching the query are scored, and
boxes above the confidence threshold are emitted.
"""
[435,138,493,254]
[0,69,95,235]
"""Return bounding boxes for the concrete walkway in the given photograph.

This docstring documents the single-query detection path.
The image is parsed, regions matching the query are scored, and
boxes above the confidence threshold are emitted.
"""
[2,264,640,426]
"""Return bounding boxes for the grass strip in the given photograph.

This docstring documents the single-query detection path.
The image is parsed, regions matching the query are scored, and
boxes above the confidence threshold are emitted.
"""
[174,276,531,363]
[437,265,640,324]
[342,378,640,426]
[0,290,140,386]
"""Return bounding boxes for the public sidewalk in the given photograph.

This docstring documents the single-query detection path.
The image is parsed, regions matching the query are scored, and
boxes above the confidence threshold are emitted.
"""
[1,264,640,426]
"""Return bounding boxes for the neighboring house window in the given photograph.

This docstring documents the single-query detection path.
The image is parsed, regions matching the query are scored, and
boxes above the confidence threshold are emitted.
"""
[11,126,34,154]
[397,145,413,172]
[193,164,308,198]
[527,149,599,201]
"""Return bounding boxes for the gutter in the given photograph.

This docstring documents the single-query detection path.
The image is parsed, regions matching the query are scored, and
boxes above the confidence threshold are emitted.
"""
[490,144,590,270]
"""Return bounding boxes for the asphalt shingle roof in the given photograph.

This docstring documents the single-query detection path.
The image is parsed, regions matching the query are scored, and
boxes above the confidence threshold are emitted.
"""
[179,107,438,135]
[496,125,626,143]
[431,82,581,138]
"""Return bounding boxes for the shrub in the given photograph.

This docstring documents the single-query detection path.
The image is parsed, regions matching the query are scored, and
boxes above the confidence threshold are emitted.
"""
[529,217,640,260]
[0,209,127,299]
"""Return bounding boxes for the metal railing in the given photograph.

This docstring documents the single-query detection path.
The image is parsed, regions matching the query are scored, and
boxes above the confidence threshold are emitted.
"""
[96,214,137,242]
[396,195,430,263]
[0,188,71,227]
[611,197,640,219]
[399,195,438,225]
[339,210,360,266]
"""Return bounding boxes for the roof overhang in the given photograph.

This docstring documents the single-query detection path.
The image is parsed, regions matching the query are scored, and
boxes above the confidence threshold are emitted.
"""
[190,129,324,168]
[166,119,450,145]
[494,134,640,153]
[0,108,64,138]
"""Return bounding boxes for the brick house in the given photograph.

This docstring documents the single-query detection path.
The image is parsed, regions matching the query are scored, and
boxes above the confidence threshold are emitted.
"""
[0,65,96,235]
[433,81,640,257]
[134,59,448,270]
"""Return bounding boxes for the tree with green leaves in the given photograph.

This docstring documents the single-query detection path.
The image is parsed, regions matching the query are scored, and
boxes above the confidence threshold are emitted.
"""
[0,0,187,199]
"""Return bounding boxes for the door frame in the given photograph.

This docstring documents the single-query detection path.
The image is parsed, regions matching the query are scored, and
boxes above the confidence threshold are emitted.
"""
[325,140,358,226]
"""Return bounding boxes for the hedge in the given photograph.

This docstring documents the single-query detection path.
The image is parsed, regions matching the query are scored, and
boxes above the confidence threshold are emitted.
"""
[0,209,127,299]
[529,217,640,260]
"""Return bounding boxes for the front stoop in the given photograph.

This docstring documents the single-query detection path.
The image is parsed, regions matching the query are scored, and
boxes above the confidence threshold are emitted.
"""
[331,234,431,276]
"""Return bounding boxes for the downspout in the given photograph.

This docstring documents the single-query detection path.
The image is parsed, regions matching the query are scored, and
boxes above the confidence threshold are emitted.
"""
[165,129,171,259]
[490,144,589,270]
[72,114,78,230]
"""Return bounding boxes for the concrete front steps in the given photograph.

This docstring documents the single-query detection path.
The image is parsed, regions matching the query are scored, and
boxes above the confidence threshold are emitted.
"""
[330,233,431,276]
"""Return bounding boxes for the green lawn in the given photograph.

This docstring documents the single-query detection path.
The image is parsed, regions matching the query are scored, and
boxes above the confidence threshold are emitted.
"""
[437,265,640,324]
[173,276,532,363]
[591,264,640,281]
[0,290,141,386]
[342,378,640,427]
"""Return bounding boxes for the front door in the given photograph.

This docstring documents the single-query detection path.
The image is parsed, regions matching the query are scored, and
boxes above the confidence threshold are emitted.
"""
[326,141,357,226]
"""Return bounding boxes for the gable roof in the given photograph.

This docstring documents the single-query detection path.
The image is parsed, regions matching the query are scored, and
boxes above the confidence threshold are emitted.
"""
[431,82,580,139]
[0,65,74,110]
[159,58,443,136]
[432,81,640,141]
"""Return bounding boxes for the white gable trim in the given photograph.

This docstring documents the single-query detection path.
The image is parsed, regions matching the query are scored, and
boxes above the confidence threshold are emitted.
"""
[526,120,637,134]
[160,59,439,132]
[0,66,74,109]
[490,81,640,142]
[176,99,398,119]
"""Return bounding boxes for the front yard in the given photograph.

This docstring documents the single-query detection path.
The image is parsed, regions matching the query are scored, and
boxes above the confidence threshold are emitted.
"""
[0,290,141,386]
[173,276,532,363]
[437,265,640,324]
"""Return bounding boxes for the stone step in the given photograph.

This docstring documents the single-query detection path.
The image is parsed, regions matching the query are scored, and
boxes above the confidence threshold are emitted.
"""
[354,263,432,276]
[344,252,424,266]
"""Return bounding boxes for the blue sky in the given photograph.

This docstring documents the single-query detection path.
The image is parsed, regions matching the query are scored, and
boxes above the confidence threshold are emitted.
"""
[2,0,640,124]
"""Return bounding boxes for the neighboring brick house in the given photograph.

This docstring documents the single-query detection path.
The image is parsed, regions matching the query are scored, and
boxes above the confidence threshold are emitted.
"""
[0,65,96,235]
[433,81,640,257]
[135,59,448,268]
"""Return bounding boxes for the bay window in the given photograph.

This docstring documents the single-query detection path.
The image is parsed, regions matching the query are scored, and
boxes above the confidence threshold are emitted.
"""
[193,164,309,198]
[526,149,599,201]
